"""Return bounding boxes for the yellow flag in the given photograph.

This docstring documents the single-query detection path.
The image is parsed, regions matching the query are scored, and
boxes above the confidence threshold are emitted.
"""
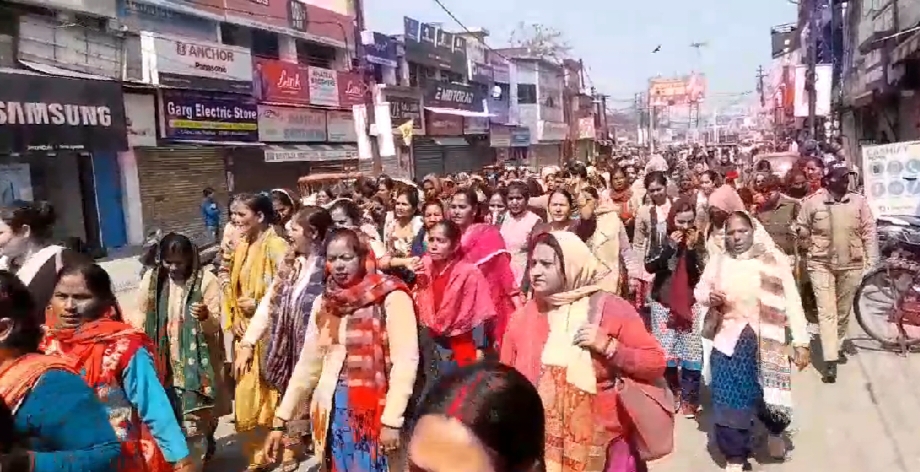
[397,120,414,145]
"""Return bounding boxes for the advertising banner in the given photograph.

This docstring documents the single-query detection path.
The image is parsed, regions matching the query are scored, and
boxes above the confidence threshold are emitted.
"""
[510,127,531,147]
[337,71,366,108]
[141,32,253,94]
[649,73,707,106]
[424,82,485,112]
[327,110,357,142]
[258,105,327,142]
[862,140,920,217]
[253,58,309,105]
[388,96,424,135]
[309,67,340,107]
[361,31,398,67]
[160,89,258,142]
[403,16,467,74]
[426,112,463,136]
[124,93,158,147]
[0,71,127,153]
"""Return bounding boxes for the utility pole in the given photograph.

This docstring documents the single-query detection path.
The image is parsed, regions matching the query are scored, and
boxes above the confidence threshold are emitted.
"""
[756,65,766,108]
[352,0,380,174]
[806,0,818,139]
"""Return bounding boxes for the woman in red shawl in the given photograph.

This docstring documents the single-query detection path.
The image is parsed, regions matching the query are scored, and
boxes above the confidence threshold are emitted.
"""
[643,197,706,418]
[42,263,192,472]
[448,188,523,349]
[414,220,496,382]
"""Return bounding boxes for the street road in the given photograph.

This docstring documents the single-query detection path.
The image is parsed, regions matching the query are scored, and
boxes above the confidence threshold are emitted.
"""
[116,283,920,472]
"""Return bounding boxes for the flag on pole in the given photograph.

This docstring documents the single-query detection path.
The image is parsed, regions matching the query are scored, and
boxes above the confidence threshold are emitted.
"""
[397,120,414,145]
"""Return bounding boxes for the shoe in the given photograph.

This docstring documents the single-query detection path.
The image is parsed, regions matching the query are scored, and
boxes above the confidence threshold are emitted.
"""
[681,403,699,419]
[767,434,788,461]
[837,349,848,365]
[724,463,744,472]
[822,361,837,384]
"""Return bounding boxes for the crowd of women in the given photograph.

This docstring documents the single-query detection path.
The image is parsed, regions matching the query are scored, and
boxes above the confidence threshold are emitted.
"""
[0,144,877,472]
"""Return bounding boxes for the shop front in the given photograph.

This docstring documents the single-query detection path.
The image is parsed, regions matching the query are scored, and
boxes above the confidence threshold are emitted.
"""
[384,90,425,179]
[245,58,363,190]
[418,82,490,175]
[532,120,568,168]
[137,32,255,241]
[490,125,531,167]
[0,70,128,255]
[137,89,258,239]
[574,117,597,162]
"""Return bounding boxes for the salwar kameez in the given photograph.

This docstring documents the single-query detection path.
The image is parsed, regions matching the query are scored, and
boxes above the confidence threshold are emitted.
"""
[649,302,704,407]
[329,378,389,472]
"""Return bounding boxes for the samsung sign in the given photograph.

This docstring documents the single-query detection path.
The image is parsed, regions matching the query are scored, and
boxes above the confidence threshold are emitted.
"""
[0,72,127,153]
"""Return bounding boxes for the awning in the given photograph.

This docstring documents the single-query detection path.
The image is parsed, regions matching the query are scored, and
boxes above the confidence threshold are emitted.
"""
[18,60,114,81]
[264,144,359,163]
[425,107,493,118]
[432,137,470,146]
[892,30,920,64]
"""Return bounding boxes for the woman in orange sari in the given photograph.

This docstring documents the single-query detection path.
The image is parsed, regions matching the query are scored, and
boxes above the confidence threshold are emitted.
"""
[43,263,192,472]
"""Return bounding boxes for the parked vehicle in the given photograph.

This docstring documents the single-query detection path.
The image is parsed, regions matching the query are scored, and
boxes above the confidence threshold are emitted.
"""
[853,215,920,352]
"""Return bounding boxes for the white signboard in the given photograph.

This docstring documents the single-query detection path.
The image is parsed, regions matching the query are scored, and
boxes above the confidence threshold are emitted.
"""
[140,32,253,94]
[326,110,357,142]
[862,140,920,217]
[258,105,327,142]
[123,93,158,147]
[308,67,340,107]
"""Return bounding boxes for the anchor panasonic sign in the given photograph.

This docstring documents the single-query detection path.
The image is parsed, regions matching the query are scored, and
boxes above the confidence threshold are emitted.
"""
[0,72,127,153]
[141,32,253,94]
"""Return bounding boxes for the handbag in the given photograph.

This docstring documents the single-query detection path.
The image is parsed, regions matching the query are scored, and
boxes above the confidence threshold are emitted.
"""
[699,255,724,341]
[587,293,675,462]
[614,376,675,461]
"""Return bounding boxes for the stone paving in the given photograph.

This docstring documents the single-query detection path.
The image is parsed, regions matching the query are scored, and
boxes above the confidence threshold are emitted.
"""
[109,261,920,472]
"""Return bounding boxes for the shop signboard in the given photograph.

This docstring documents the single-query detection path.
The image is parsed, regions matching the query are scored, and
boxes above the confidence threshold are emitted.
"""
[471,62,493,84]
[309,67,339,107]
[489,126,510,147]
[403,16,467,74]
[258,105,327,142]
[160,89,258,142]
[0,71,128,153]
[862,140,920,217]
[538,121,568,142]
[253,58,309,105]
[361,31,398,67]
[510,127,531,147]
[426,112,462,136]
[326,110,357,142]
[337,71,366,108]
[424,82,484,113]
[463,117,489,135]
[388,96,424,135]
[141,32,252,93]
[117,0,220,41]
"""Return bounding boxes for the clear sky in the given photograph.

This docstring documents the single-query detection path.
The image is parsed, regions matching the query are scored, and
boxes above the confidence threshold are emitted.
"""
[364,0,798,108]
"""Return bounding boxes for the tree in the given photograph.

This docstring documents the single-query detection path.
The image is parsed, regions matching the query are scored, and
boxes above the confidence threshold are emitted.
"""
[508,22,572,63]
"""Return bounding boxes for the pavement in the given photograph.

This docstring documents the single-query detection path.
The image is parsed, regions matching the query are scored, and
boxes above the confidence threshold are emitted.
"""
[106,256,920,472]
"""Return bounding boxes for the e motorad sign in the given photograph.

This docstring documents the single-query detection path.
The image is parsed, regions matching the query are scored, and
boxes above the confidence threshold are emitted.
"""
[0,71,128,153]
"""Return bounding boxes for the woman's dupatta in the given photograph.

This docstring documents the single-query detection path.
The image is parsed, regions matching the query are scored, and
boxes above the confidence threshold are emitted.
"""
[414,256,496,338]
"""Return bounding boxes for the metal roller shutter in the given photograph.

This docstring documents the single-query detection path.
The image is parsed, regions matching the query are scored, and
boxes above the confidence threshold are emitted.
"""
[136,147,229,244]
[413,138,445,178]
[531,143,562,168]
[231,148,311,194]
[443,144,476,174]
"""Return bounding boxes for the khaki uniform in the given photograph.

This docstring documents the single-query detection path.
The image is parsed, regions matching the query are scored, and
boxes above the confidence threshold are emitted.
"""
[795,189,879,362]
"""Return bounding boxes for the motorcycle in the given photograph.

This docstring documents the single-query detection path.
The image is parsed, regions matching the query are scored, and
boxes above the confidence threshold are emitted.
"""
[853,215,920,352]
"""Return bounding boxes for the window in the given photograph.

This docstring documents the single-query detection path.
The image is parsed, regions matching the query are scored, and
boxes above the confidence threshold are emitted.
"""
[409,62,435,87]
[251,29,279,59]
[517,84,537,104]
[220,23,251,48]
[296,39,336,69]
[0,8,16,68]
[442,70,463,84]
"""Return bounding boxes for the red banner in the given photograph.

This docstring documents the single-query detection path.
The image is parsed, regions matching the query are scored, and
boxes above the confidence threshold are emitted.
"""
[253,58,310,105]
[426,112,462,136]
[337,71,366,108]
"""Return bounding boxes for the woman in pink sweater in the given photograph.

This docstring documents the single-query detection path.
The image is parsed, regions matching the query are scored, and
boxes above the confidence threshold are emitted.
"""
[500,231,668,472]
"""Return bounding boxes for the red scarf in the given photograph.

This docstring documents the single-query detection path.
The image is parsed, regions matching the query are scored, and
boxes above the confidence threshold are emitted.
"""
[320,273,408,450]
[664,203,694,330]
